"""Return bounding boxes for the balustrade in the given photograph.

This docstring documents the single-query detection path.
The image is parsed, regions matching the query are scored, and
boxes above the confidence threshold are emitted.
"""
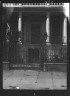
[45,44,67,63]
[3,3,64,7]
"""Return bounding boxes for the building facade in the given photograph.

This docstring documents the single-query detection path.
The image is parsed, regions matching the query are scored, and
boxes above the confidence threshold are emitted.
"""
[3,3,67,70]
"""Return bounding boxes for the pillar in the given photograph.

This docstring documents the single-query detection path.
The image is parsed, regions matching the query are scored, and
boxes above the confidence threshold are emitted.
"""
[18,12,22,31]
[46,12,50,44]
[18,12,22,44]
[63,16,67,45]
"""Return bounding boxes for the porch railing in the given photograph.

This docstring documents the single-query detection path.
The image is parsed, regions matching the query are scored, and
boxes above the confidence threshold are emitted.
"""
[3,44,67,63]
[44,44,67,63]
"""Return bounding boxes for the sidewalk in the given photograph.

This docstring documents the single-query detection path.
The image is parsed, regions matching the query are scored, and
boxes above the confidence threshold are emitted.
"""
[3,70,67,90]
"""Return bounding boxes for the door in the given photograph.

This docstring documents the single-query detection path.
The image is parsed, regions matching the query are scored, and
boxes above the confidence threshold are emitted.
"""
[31,23,41,44]
[28,48,39,63]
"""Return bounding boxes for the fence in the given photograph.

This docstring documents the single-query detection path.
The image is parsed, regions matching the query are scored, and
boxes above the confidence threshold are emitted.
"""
[44,44,67,63]
[2,43,67,69]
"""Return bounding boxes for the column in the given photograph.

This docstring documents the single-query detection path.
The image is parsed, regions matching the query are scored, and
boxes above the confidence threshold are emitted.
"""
[18,12,22,32]
[18,12,22,44]
[46,12,50,44]
[63,16,67,45]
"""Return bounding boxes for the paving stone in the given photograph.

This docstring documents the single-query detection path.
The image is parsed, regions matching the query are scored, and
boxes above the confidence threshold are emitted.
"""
[53,79,67,90]
[51,72,66,79]
[17,76,37,89]
[51,72,67,89]
[3,77,21,89]
[35,81,53,90]
[51,72,66,75]
[11,70,25,78]
[38,72,52,80]
[3,70,67,89]
[36,72,53,89]
[23,70,39,76]
[3,70,14,80]
[17,83,36,89]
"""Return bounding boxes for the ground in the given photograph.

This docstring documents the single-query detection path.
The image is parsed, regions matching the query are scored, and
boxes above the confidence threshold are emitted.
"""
[3,65,67,90]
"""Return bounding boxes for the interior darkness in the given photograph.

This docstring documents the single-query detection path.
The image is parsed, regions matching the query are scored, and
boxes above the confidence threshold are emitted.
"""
[50,15,63,44]
[9,12,19,43]
[8,12,19,63]
[31,23,41,44]
[28,49,39,63]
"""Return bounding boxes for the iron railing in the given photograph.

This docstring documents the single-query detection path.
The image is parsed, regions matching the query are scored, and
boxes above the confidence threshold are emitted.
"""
[2,43,67,70]
[3,44,67,63]
[44,44,67,63]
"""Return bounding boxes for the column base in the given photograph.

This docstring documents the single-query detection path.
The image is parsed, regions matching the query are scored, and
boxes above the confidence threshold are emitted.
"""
[62,43,67,45]
[46,42,51,45]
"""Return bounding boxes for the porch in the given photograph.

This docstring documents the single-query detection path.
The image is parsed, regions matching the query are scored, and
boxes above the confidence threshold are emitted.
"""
[2,4,67,70]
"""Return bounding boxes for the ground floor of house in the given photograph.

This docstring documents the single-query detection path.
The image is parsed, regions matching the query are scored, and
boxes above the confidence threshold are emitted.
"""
[2,7,67,69]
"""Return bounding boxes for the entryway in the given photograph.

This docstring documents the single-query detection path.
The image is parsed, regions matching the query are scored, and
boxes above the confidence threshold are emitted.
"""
[28,48,39,63]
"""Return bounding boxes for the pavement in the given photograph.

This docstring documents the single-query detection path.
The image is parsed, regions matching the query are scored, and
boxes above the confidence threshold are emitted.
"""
[3,70,67,90]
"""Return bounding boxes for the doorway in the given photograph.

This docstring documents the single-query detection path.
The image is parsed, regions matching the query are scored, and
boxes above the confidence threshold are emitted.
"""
[50,16,63,44]
[31,23,41,44]
[28,48,39,63]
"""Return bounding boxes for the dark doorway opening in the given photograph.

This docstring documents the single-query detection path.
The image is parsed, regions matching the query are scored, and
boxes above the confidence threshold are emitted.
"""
[28,49,39,63]
[50,16,63,44]
[31,23,41,44]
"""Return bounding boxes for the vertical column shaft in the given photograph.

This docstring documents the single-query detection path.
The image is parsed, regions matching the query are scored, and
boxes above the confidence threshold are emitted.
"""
[46,12,50,44]
[63,17,67,44]
[18,12,22,32]
[18,12,22,44]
